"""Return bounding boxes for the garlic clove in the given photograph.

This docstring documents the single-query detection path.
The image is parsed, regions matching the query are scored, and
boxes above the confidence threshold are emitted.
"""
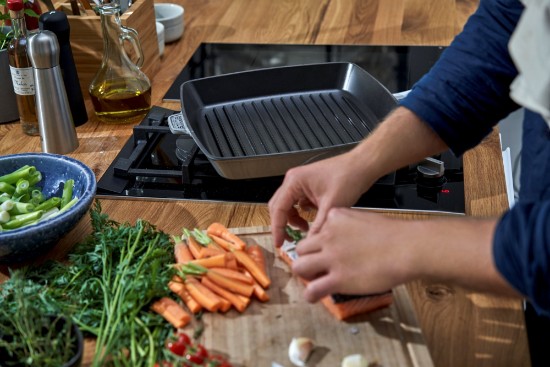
[341,354,369,367]
[288,337,315,366]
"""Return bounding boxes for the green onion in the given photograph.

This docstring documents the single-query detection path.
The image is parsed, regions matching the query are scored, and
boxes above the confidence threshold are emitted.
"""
[9,202,35,215]
[0,199,14,212]
[31,189,45,203]
[60,179,74,208]
[0,210,10,223]
[2,210,42,229]
[15,179,30,196]
[27,171,42,186]
[0,182,16,195]
[0,165,35,185]
[34,196,61,212]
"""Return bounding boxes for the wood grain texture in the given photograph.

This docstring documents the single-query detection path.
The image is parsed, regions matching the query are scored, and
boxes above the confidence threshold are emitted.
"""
[0,0,532,366]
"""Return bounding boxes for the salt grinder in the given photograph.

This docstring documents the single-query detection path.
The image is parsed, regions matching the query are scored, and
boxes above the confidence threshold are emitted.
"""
[27,30,79,154]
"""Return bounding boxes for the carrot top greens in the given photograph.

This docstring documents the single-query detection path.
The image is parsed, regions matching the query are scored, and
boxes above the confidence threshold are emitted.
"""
[0,201,177,367]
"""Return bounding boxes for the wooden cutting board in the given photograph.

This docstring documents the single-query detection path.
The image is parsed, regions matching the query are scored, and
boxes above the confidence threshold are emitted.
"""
[79,226,433,367]
[194,226,433,367]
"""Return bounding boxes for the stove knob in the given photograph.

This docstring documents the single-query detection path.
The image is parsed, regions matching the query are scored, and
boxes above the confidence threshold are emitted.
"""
[417,157,445,179]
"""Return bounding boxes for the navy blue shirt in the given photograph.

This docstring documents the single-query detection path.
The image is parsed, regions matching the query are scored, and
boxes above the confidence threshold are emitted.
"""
[401,0,550,316]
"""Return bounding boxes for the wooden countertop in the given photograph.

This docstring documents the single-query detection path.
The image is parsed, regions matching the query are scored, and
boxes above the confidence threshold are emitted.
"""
[0,0,530,366]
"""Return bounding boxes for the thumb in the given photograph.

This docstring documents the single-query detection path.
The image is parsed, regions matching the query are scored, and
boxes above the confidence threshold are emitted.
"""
[309,202,330,235]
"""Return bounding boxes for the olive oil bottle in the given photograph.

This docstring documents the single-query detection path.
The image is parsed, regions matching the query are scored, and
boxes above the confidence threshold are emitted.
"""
[89,77,151,124]
[89,3,151,124]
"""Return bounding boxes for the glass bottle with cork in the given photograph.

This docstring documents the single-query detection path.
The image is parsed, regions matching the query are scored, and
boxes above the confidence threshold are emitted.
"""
[7,0,39,136]
[88,2,151,124]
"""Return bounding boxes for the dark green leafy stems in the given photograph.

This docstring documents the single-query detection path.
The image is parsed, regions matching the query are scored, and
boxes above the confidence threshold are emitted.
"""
[0,201,177,367]
[0,272,78,366]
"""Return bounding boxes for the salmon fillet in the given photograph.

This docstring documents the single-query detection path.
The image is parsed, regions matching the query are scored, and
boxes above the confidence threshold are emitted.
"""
[279,240,393,320]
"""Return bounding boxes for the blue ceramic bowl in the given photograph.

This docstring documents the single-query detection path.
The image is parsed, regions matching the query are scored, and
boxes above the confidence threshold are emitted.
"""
[0,153,96,264]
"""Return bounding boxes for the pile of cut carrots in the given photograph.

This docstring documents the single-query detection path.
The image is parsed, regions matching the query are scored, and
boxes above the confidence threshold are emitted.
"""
[151,223,271,329]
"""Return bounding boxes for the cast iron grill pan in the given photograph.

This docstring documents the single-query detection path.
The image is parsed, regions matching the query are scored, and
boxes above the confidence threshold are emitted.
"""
[180,62,397,179]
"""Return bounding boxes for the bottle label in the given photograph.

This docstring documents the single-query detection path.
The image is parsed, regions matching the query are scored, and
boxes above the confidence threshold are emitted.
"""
[9,66,35,96]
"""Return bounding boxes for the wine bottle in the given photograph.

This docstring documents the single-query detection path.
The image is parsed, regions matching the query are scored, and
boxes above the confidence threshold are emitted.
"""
[7,0,39,136]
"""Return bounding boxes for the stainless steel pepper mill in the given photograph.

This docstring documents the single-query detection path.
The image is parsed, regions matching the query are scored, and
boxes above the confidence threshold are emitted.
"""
[27,30,79,154]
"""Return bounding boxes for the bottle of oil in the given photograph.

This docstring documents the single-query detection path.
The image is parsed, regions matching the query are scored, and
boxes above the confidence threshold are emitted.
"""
[7,0,39,136]
[88,2,151,124]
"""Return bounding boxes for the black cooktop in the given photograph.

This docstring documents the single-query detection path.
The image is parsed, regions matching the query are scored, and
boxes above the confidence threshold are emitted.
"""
[163,43,445,101]
[97,42,465,215]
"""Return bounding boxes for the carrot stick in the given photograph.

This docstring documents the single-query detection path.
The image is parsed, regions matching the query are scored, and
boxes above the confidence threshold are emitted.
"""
[246,244,267,274]
[242,270,270,302]
[201,277,249,313]
[184,277,222,312]
[200,246,225,258]
[209,234,236,252]
[206,269,254,297]
[207,223,246,250]
[237,294,251,308]
[186,235,203,259]
[225,252,239,270]
[233,249,271,288]
[210,267,254,285]
[217,295,232,313]
[168,276,202,314]
[188,253,229,268]
[150,297,191,329]
[173,235,194,263]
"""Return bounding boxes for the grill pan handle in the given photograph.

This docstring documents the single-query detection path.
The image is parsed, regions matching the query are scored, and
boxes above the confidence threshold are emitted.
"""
[167,112,191,135]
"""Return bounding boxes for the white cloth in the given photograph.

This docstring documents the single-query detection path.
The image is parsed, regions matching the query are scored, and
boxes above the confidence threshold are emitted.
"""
[508,0,550,129]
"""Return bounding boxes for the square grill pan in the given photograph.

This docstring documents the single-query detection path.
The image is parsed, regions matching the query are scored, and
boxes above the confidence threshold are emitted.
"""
[179,62,397,179]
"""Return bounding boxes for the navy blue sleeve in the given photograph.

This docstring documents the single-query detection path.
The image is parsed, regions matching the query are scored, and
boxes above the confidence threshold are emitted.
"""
[400,0,523,155]
[494,201,550,317]
[494,112,550,317]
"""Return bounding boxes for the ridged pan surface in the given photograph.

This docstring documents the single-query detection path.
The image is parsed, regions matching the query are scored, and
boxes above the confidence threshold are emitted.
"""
[180,62,397,179]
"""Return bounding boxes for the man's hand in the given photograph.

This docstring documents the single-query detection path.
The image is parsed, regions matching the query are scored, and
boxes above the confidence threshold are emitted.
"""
[291,208,520,303]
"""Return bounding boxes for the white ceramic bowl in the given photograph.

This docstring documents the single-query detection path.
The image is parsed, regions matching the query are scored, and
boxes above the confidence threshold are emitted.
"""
[154,3,184,43]
[156,21,165,56]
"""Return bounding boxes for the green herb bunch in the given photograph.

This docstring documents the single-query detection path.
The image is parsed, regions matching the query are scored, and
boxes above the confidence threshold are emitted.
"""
[0,271,78,366]
[4,201,178,367]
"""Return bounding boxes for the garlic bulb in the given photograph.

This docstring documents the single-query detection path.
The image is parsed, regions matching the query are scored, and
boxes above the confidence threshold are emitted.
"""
[288,337,315,366]
[341,354,369,367]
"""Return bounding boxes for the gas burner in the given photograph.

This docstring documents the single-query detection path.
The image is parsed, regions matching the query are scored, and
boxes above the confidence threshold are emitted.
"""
[96,42,464,214]
[97,106,464,215]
